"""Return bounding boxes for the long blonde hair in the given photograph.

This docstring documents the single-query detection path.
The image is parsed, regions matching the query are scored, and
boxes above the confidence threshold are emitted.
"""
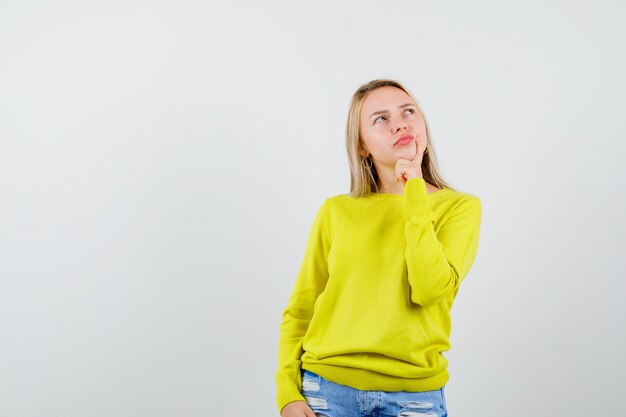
[346,79,455,197]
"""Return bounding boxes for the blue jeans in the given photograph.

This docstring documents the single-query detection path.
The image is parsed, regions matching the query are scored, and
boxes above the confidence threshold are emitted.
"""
[301,369,448,417]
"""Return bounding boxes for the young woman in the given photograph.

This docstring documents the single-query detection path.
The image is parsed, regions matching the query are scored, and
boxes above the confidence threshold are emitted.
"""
[275,79,482,417]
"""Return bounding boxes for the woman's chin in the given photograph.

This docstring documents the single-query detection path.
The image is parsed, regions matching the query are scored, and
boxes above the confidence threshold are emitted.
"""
[397,147,417,160]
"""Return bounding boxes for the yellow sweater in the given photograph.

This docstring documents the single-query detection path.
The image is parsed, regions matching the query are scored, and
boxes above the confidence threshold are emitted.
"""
[275,178,482,413]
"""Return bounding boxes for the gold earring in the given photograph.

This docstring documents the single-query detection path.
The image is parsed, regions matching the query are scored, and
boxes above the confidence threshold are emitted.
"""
[362,155,373,169]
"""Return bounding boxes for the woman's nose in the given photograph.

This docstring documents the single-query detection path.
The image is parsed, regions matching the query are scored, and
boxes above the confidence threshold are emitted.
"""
[393,119,408,132]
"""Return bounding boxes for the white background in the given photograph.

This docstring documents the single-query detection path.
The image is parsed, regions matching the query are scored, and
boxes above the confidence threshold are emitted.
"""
[1,1,625,416]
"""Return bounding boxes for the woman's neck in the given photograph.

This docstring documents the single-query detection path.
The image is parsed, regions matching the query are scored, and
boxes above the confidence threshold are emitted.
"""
[375,169,405,195]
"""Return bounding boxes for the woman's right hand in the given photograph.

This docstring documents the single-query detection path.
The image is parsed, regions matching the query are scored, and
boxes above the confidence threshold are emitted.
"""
[280,400,316,417]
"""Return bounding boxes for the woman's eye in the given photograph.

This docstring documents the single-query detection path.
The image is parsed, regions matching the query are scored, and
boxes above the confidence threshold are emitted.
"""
[405,108,415,115]
[374,116,387,123]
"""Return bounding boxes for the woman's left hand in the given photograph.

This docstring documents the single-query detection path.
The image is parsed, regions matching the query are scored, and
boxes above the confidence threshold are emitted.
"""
[395,137,427,184]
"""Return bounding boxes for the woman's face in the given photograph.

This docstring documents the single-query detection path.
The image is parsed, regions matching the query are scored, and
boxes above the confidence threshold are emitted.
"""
[359,86,427,168]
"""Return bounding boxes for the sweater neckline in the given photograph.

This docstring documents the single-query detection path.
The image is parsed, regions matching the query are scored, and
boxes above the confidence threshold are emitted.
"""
[367,187,451,198]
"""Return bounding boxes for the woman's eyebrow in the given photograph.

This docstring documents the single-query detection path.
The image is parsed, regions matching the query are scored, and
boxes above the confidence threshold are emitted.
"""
[369,103,415,119]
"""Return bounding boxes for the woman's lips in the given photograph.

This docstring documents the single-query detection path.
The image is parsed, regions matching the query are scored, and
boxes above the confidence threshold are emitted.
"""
[395,137,414,145]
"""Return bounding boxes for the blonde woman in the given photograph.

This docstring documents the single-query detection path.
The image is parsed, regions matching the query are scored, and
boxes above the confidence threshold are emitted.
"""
[275,79,482,417]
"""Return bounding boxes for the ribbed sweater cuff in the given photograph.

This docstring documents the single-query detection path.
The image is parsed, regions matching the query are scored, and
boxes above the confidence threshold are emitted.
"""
[276,370,305,414]
[404,178,436,221]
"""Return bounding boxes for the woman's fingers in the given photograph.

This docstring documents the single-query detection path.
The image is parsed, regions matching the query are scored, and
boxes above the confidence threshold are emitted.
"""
[301,403,316,417]
[395,152,423,182]
[412,135,426,161]
[280,400,317,417]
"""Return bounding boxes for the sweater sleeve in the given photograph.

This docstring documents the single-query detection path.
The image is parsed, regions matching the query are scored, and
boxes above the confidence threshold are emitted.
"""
[403,178,482,307]
[275,199,331,414]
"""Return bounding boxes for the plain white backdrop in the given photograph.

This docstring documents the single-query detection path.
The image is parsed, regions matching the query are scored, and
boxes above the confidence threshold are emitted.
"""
[1,1,625,416]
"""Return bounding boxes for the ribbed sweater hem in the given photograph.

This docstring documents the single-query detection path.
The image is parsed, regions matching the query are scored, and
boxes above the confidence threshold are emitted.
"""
[301,363,449,392]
